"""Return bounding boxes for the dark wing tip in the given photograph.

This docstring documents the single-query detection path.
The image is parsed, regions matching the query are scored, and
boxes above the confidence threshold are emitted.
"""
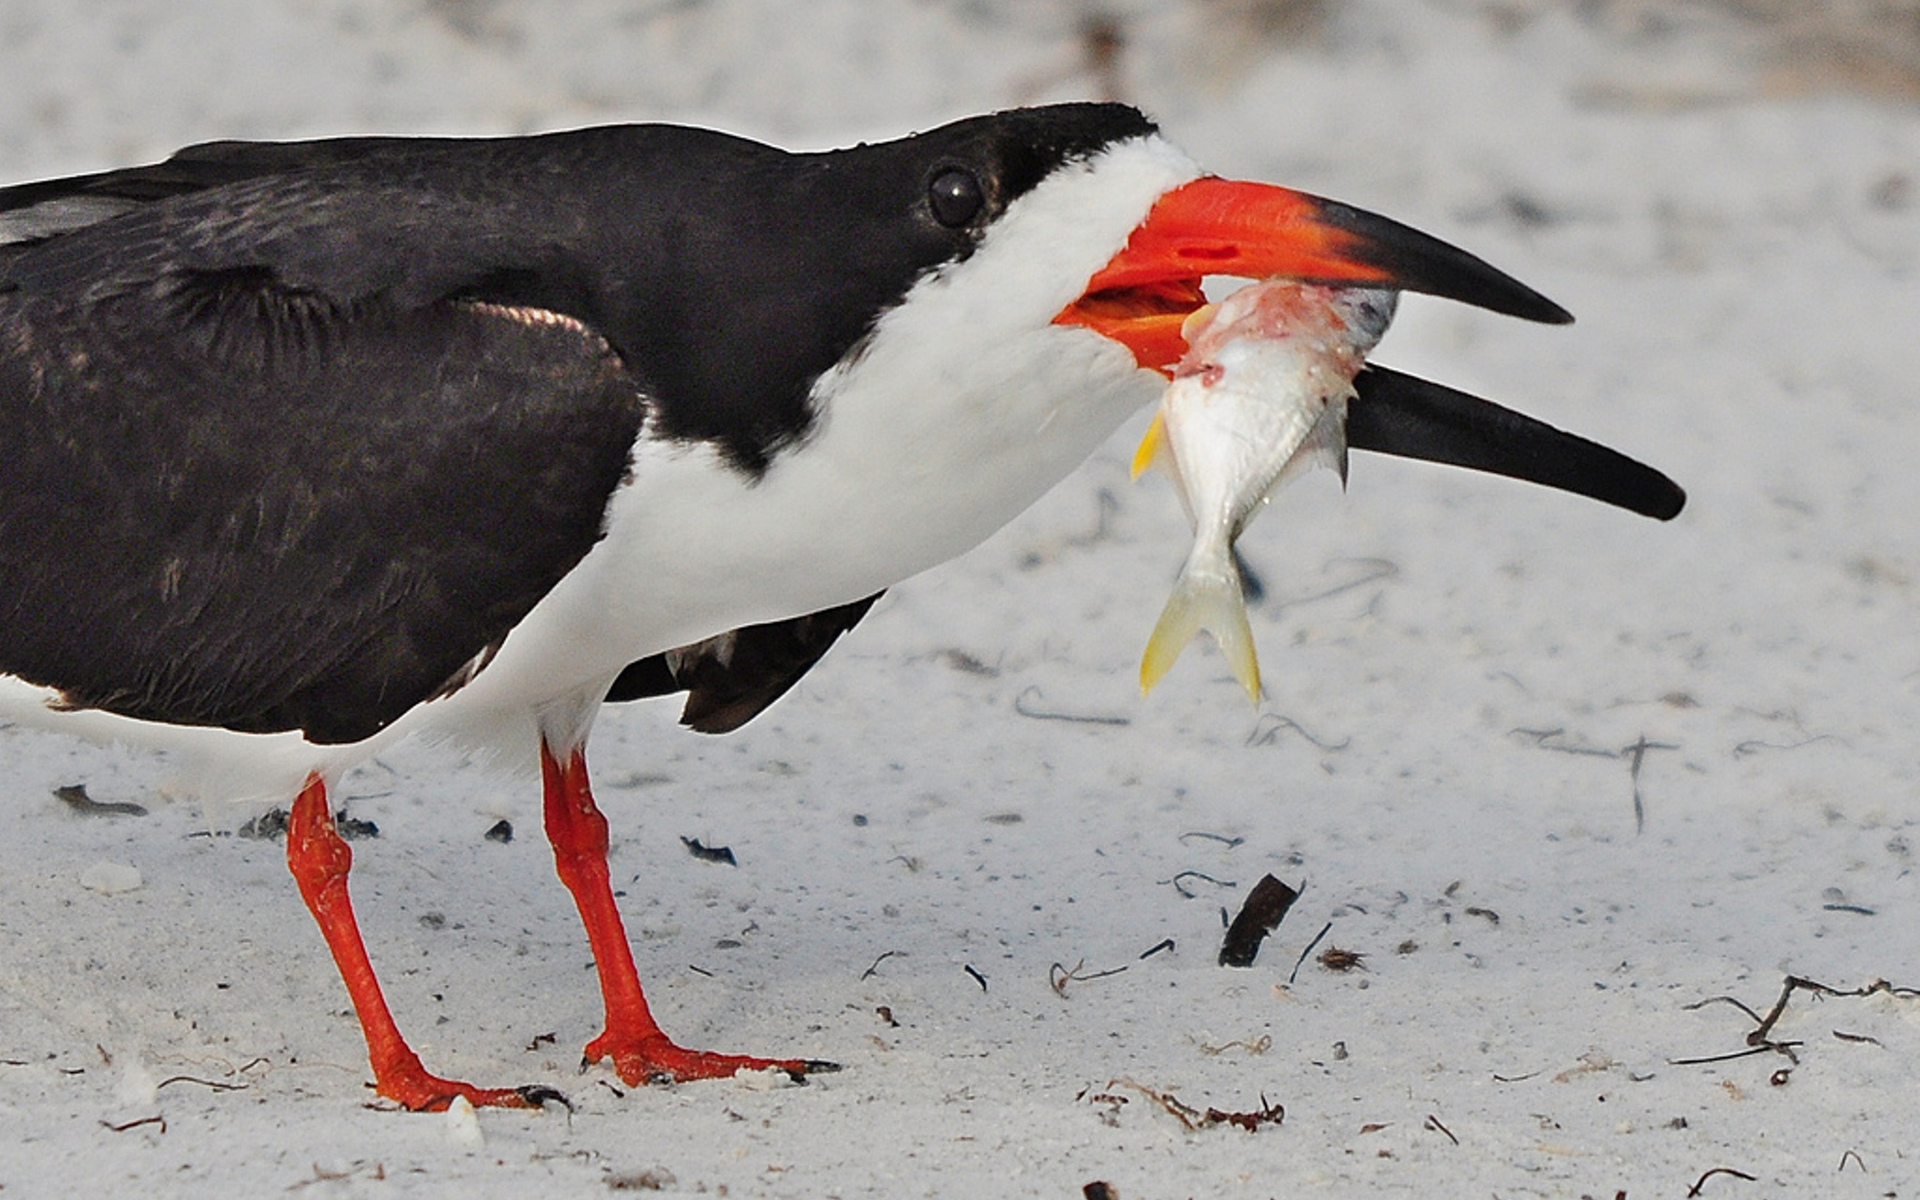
[1348,365,1686,521]
[1321,200,1575,325]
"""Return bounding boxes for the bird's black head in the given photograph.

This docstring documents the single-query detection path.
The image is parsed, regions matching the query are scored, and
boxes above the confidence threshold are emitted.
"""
[587,104,1161,475]
[877,103,1162,251]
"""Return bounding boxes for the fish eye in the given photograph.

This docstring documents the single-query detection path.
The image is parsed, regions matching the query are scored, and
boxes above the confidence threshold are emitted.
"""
[927,167,985,228]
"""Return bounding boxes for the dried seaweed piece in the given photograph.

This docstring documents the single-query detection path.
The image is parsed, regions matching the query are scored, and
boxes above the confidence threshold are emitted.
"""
[1167,870,1235,899]
[1206,1097,1285,1132]
[1050,959,1128,997]
[1012,686,1129,725]
[1685,1167,1757,1196]
[1100,1079,1283,1133]
[54,784,147,817]
[1218,874,1300,967]
[680,837,736,865]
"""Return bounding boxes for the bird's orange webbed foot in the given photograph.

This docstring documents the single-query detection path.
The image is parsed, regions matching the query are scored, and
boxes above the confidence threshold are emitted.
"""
[370,1067,567,1113]
[585,1029,838,1087]
[539,740,837,1089]
[286,774,569,1113]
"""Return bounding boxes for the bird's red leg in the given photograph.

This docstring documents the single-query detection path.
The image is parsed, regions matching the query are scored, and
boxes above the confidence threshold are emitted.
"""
[286,773,546,1111]
[539,740,832,1084]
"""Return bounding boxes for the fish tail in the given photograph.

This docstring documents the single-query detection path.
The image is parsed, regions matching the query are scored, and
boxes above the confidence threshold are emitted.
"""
[1140,561,1260,703]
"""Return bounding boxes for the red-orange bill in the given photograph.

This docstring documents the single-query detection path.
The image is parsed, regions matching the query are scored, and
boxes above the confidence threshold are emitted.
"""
[1057,175,1572,373]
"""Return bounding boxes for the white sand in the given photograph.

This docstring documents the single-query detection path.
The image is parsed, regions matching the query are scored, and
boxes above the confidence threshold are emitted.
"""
[2,3,1917,1196]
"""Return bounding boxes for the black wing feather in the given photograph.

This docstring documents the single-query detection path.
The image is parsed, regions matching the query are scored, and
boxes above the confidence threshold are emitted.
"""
[1347,365,1686,521]
[0,273,644,743]
[606,594,883,734]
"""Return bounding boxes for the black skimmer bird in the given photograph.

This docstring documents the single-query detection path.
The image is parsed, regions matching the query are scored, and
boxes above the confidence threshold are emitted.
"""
[0,103,1682,1112]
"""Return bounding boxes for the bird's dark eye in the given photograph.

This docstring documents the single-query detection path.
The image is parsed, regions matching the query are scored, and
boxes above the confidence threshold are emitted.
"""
[927,168,985,228]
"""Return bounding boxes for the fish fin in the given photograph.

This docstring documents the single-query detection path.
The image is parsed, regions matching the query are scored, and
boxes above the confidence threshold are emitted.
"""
[1131,411,1172,481]
[1140,567,1261,704]
[1179,302,1220,344]
[1275,399,1351,492]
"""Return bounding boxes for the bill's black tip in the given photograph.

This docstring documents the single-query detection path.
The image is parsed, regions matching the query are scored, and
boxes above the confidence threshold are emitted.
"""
[1322,199,1575,325]
[1348,366,1686,521]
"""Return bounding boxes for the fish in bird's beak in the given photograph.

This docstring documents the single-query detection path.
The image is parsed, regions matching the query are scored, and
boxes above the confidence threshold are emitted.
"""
[1056,175,1687,524]
[1055,176,1571,374]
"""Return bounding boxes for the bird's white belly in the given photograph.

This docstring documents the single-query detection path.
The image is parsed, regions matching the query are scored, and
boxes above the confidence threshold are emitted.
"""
[457,325,1165,713]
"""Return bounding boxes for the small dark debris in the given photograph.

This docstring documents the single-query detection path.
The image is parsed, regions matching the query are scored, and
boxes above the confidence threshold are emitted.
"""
[1178,831,1244,848]
[1012,686,1129,725]
[527,1032,556,1051]
[484,819,514,843]
[1289,920,1334,984]
[1833,1030,1882,1046]
[154,1073,246,1092]
[1245,713,1350,751]
[1139,938,1175,960]
[861,950,898,980]
[55,784,147,818]
[335,812,379,840]
[101,1115,166,1134]
[1198,1035,1272,1057]
[418,913,447,931]
[1318,947,1366,973]
[1464,906,1501,926]
[941,649,999,677]
[1500,191,1556,228]
[680,837,736,865]
[1424,1113,1459,1145]
[713,938,742,950]
[1769,1068,1791,1087]
[1101,1078,1283,1133]
[983,811,1024,825]
[964,964,988,992]
[1083,1183,1118,1200]
[1205,1096,1285,1132]
[236,809,290,840]
[876,1005,899,1028]
[1050,959,1128,997]
[1168,870,1236,899]
[1396,939,1419,955]
[605,1166,676,1190]
[1686,1167,1758,1197]
[1219,874,1300,968]
[852,813,869,826]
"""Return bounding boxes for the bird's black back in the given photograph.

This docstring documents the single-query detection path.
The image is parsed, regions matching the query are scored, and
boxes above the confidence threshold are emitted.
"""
[0,105,1159,742]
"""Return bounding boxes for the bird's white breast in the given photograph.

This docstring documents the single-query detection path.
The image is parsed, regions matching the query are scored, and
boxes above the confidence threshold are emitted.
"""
[452,134,1203,711]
